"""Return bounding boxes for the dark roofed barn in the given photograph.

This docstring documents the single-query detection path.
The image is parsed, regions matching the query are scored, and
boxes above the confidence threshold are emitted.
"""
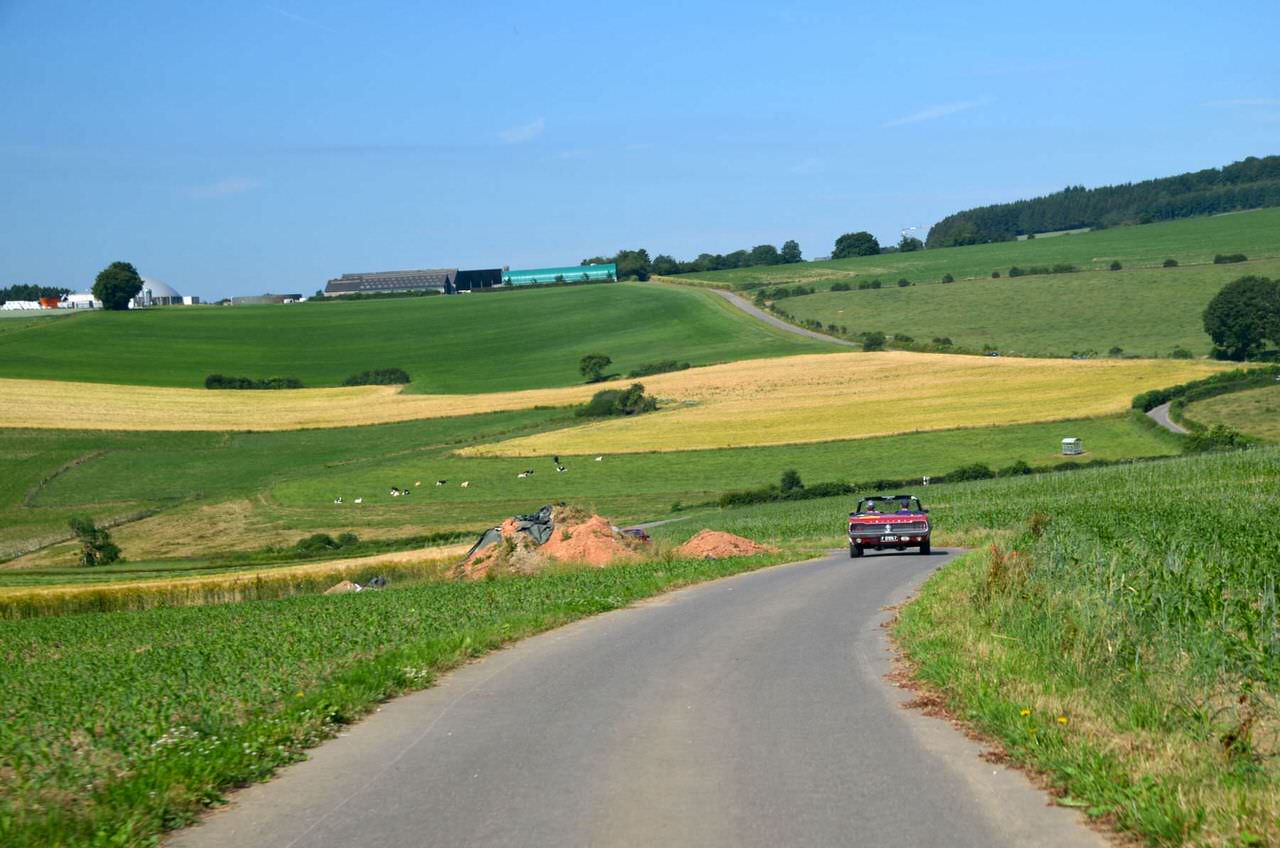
[324,268,457,297]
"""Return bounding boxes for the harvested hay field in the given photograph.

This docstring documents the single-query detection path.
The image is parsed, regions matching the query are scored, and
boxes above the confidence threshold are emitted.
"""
[0,378,598,431]
[465,352,1226,455]
[0,544,468,618]
[0,353,1224,436]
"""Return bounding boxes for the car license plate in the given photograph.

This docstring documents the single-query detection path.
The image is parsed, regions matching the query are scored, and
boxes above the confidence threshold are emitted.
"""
[882,535,899,542]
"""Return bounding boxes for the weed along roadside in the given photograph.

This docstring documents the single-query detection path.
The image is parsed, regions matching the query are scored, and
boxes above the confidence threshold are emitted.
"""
[0,532,808,847]
[891,447,1280,847]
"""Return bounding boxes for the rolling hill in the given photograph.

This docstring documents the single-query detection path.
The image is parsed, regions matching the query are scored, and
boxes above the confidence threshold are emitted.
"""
[668,206,1280,290]
[0,283,835,392]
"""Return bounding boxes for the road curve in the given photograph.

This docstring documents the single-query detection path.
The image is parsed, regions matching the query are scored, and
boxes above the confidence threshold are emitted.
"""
[170,551,1104,848]
[1147,401,1189,434]
[701,286,858,347]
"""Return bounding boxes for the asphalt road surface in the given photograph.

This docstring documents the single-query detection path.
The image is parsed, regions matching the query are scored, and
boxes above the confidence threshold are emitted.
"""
[1147,401,1189,434]
[170,550,1104,848]
[701,286,858,347]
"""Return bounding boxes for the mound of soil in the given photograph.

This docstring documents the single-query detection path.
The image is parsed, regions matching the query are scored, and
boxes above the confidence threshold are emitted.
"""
[676,530,777,559]
[456,508,639,579]
[323,580,360,595]
[540,514,639,567]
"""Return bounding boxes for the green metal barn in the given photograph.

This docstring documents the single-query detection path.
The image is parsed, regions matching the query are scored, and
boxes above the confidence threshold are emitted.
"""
[502,263,617,285]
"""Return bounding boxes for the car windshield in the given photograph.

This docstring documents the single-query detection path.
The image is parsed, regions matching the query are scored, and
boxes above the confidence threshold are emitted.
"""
[857,496,921,514]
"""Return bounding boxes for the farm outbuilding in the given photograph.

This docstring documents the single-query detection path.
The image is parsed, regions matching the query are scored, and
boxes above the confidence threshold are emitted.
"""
[1062,437,1083,455]
[324,269,457,297]
[131,278,189,308]
[502,264,617,286]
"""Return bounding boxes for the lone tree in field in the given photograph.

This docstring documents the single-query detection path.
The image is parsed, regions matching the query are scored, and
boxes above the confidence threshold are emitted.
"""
[780,240,803,264]
[69,516,121,566]
[832,231,881,259]
[92,261,143,310]
[780,469,803,492]
[579,353,613,383]
[1202,275,1280,360]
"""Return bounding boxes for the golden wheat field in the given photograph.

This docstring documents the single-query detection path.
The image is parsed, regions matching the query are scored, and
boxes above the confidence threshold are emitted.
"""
[463,352,1227,455]
[0,378,598,431]
[0,352,1224,437]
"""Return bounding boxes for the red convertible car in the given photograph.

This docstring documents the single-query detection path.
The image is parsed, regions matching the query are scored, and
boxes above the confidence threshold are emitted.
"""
[847,494,931,557]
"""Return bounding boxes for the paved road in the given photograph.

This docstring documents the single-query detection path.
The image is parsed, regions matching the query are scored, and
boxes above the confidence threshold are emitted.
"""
[702,286,857,347]
[1147,401,1189,434]
[170,551,1103,848]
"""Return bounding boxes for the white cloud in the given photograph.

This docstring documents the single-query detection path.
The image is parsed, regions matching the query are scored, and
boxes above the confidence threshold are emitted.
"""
[884,98,991,128]
[498,117,546,144]
[188,178,260,199]
[1202,97,1280,107]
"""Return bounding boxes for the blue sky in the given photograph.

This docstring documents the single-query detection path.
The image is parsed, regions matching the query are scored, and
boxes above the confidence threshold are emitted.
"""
[2,0,1277,300]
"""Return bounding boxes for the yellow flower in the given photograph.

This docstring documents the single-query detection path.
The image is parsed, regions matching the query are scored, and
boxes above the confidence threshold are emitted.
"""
[1019,708,1031,717]
[296,691,305,698]
[1057,715,1069,725]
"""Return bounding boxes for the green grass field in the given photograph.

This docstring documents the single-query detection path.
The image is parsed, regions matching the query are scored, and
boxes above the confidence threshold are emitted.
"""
[0,283,834,392]
[778,257,1280,357]
[2,412,1179,573]
[1182,383,1280,442]
[644,447,1280,846]
[671,207,1280,290]
[3,443,1274,846]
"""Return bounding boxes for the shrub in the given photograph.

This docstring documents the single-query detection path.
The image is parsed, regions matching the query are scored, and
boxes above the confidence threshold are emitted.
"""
[1170,346,1194,359]
[870,279,882,289]
[1008,267,1025,277]
[998,459,1033,477]
[576,383,657,417]
[1184,424,1249,453]
[897,278,911,287]
[932,336,953,347]
[69,517,121,566]
[343,368,410,386]
[1213,254,1248,264]
[627,360,691,378]
[1108,346,1124,357]
[1027,266,1050,276]
[892,333,914,343]
[829,281,852,292]
[948,463,996,482]
[1024,233,1035,240]
[780,469,803,492]
[1109,260,1122,271]
[940,273,953,284]
[860,331,886,352]
[1051,263,1076,273]
[1163,258,1179,268]
[991,270,1001,278]
[205,375,304,390]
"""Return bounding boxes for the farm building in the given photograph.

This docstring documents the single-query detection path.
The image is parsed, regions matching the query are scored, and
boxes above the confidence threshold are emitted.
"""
[131,278,197,308]
[231,293,304,305]
[502,264,617,285]
[324,268,457,297]
[454,268,503,291]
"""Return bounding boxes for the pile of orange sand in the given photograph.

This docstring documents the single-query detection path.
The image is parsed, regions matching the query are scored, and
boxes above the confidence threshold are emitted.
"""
[539,514,640,567]
[456,510,640,579]
[676,530,777,559]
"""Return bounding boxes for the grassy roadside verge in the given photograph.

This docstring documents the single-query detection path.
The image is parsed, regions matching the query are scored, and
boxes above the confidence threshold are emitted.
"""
[892,450,1280,846]
[0,547,813,847]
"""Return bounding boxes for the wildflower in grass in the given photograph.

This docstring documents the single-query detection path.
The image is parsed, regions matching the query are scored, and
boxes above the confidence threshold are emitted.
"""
[1057,715,1068,725]
[1019,708,1031,717]
[296,691,305,698]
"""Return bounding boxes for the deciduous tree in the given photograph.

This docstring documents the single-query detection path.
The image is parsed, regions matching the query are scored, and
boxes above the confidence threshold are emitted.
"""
[92,261,143,311]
